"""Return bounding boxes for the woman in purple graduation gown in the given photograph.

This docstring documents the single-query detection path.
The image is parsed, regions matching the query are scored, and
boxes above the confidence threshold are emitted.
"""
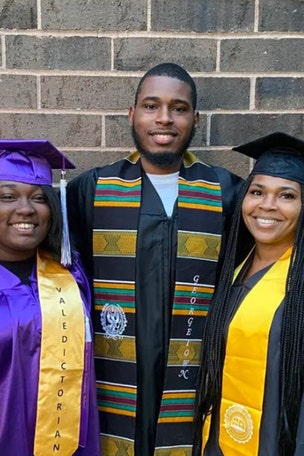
[0,139,100,456]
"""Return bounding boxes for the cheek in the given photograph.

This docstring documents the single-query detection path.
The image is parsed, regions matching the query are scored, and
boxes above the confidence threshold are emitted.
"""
[179,119,194,132]
[132,119,146,136]
[283,201,301,224]
[292,206,302,226]
[241,198,250,219]
[41,207,51,228]
[241,199,255,228]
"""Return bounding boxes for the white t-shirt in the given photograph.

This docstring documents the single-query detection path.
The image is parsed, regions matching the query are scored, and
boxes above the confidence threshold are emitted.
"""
[146,171,179,217]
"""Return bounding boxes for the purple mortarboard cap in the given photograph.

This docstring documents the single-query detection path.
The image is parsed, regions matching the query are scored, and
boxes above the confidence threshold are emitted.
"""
[233,132,304,185]
[0,139,75,185]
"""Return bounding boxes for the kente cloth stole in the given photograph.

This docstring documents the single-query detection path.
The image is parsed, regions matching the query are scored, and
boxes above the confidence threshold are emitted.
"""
[34,249,85,456]
[215,248,291,455]
[93,151,223,455]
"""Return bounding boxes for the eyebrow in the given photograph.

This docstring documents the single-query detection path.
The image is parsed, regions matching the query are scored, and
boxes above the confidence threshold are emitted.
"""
[141,96,190,105]
[250,183,299,191]
[0,183,41,191]
[0,183,16,188]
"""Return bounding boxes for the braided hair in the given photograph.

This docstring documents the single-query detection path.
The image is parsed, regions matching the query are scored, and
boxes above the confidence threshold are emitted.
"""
[193,178,304,456]
[279,186,304,454]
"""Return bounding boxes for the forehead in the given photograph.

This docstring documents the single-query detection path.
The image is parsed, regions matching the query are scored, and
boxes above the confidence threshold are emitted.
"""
[137,75,192,104]
[251,174,301,189]
[0,180,42,190]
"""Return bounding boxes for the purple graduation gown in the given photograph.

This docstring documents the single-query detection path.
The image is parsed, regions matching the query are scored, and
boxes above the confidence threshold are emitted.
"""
[0,251,101,456]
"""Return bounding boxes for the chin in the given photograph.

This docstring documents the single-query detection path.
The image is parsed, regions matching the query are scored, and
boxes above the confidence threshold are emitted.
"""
[141,150,183,167]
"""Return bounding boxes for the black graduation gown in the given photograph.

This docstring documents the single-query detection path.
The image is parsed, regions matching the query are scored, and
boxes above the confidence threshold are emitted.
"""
[203,264,304,456]
[67,162,242,455]
[135,174,177,454]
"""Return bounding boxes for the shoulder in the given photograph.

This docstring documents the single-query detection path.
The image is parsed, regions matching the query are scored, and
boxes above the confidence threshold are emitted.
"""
[69,250,90,286]
[211,166,244,215]
[212,165,244,191]
[67,167,102,190]
[184,153,243,191]
[68,155,137,190]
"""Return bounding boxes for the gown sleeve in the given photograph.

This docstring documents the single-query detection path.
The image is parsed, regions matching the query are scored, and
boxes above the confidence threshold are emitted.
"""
[211,166,251,276]
[66,168,100,278]
[212,166,244,217]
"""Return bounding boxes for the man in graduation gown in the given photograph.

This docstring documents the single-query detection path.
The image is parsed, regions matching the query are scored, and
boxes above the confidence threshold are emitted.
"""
[66,62,242,456]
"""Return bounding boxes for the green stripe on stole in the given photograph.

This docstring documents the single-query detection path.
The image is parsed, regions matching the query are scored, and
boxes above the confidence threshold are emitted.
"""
[93,152,223,454]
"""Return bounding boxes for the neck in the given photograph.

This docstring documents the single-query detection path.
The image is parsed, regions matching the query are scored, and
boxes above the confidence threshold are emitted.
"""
[244,243,292,280]
[254,242,293,264]
[0,250,36,262]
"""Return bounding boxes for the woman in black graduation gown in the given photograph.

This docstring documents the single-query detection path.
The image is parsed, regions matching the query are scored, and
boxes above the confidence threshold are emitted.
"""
[193,132,304,456]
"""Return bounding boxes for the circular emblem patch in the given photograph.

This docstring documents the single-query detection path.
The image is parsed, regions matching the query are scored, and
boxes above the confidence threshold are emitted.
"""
[100,303,127,339]
[224,404,253,444]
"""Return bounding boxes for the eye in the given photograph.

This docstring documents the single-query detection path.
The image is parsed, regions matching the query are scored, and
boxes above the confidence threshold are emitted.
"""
[32,194,48,204]
[143,103,157,110]
[0,193,16,201]
[248,188,262,196]
[172,106,187,113]
[280,192,296,200]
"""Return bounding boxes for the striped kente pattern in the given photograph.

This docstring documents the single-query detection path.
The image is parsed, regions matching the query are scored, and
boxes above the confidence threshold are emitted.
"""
[97,382,136,417]
[94,280,135,312]
[158,391,195,423]
[173,282,213,316]
[94,177,141,207]
[178,177,222,212]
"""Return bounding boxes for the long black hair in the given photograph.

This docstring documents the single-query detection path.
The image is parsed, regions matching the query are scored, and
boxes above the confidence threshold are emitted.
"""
[39,185,63,262]
[193,178,304,456]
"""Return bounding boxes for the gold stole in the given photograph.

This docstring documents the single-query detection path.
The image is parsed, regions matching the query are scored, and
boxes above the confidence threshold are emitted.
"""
[34,250,85,456]
[213,248,291,455]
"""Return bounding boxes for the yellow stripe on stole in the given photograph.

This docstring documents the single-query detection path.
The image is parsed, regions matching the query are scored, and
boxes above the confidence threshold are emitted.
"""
[34,250,85,456]
[217,248,291,455]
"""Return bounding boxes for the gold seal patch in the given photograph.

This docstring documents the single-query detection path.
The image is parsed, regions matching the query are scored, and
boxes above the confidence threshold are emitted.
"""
[224,404,253,443]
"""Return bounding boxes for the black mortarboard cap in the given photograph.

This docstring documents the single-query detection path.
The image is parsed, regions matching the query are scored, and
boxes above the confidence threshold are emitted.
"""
[233,132,304,185]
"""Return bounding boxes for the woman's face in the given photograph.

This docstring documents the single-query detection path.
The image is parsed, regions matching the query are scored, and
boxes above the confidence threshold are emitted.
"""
[0,181,51,261]
[242,174,301,250]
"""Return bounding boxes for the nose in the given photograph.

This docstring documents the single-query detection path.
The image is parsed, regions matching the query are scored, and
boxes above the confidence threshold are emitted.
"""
[156,106,173,125]
[16,198,36,214]
[259,194,277,210]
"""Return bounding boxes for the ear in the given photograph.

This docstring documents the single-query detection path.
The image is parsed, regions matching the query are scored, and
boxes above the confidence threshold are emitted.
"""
[128,106,135,125]
[194,111,199,129]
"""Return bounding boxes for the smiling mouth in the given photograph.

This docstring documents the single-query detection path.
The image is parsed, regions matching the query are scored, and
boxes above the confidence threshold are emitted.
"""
[12,223,36,231]
[151,133,176,145]
[254,217,279,225]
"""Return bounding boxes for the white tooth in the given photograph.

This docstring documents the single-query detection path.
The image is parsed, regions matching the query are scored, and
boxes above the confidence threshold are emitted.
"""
[13,223,35,230]
[256,218,278,225]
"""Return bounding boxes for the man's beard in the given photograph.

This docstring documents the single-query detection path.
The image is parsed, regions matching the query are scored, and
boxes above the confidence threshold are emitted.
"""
[131,125,196,168]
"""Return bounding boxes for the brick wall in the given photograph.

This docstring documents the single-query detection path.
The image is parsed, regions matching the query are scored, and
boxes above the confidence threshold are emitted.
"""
[1,0,304,180]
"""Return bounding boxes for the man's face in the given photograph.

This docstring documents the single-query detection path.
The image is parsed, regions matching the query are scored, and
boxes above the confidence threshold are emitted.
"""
[128,75,199,174]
